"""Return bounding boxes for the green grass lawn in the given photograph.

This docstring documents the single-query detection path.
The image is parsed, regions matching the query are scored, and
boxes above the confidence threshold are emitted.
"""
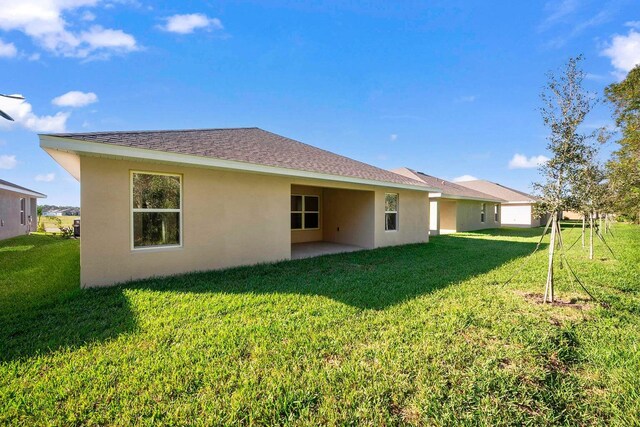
[1,226,638,425]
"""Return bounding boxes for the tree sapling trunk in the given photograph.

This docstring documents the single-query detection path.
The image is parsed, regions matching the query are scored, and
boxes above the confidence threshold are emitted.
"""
[589,211,594,260]
[544,213,557,303]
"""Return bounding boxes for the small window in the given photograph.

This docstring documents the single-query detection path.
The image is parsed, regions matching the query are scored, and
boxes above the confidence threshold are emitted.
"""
[291,195,319,230]
[385,193,398,231]
[494,204,499,222]
[20,198,26,225]
[131,172,182,249]
[481,203,486,223]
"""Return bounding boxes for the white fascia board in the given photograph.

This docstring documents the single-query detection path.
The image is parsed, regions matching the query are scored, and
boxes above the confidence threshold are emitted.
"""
[502,200,536,204]
[0,182,46,198]
[40,135,438,193]
[439,194,504,203]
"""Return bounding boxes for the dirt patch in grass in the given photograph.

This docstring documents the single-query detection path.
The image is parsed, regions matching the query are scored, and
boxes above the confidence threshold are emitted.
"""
[517,292,594,310]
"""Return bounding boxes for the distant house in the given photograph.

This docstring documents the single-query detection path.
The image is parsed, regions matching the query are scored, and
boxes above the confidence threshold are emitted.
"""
[456,180,546,228]
[392,168,503,235]
[0,179,46,240]
[43,207,80,216]
[40,127,437,288]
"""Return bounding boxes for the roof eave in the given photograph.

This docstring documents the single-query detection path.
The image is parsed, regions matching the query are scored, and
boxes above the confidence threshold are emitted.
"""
[39,135,437,192]
[0,182,46,198]
[439,193,504,203]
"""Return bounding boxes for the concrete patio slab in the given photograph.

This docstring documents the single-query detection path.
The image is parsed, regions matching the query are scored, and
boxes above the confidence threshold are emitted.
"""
[291,241,364,260]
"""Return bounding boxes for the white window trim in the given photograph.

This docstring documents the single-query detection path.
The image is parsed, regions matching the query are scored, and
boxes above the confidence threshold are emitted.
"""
[481,203,486,223]
[494,204,499,222]
[291,194,320,231]
[130,170,183,251]
[20,198,25,225]
[385,193,399,232]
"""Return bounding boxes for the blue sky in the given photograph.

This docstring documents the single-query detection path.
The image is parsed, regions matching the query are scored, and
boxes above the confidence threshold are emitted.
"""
[1,0,639,206]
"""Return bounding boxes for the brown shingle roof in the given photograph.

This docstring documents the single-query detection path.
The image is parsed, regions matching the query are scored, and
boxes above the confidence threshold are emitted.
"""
[392,168,504,202]
[43,128,429,188]
[455,180,538,203]
[0,179,46,197]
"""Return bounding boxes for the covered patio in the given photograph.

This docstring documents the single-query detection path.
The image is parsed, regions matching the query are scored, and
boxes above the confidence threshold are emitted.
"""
[291,241,364,260]
[290,184,375,259]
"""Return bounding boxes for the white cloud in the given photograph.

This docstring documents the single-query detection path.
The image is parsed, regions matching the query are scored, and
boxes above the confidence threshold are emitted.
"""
[452,174,478,182]
[82,11,96,21]
[389,134,398,141]
[162,13,223,34]
[0,96,69,132]
[0,0,138,58]
[508,153,549,169]
[625,21,640,29]
[52,91,98,107]
[539,0,579,31]
[455,95,476,103]
[0,38,17,57]
[0,154,17,169]
[35,172,55,182]
[601,30,640,76]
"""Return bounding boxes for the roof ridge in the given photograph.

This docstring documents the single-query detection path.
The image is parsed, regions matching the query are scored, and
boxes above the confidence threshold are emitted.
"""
[41,127,260,137]
[417,172,502,198]
[257,130,431,187]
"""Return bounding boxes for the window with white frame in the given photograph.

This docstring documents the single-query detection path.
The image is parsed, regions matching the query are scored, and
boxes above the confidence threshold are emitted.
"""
[385,193,398,231]
[291,195,319,230]
[494,204,499,222]
[131,172,182,249]
[481,203,486,223]
[20,198,25,225]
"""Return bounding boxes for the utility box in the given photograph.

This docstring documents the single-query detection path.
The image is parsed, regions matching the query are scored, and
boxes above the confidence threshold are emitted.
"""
[73,219,80,238]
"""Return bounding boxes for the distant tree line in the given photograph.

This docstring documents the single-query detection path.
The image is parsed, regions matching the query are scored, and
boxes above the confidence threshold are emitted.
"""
[40,205,81,215]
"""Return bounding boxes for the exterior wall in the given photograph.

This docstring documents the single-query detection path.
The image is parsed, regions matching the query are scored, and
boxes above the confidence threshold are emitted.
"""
[562,210,583,220]
[0,189,36,240]
[290,185,323,243]
[439,199,457,234]
[322,188,375,248]
[455,200,500,232]
[79,155,432,287]
[373,188,429,248]
[429,199,439,235]
[501,203,536,227]
[80,156,292,287]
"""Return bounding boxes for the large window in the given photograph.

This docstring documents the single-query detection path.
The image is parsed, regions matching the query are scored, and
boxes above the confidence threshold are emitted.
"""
[291,195,319,230]
[481,203,486,223]
[131,171,182,249]
[385,193,398,231]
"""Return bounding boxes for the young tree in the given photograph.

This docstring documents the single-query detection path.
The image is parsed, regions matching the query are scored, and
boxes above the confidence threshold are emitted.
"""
[571,161,607,259]
[534,56,598,303]
[605,64,640,223]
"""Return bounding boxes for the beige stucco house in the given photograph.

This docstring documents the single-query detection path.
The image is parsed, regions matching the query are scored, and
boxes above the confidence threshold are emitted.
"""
[456,180,545,228]
[40,128,436,288]
[0,179,46,240]
[392,168,503,235]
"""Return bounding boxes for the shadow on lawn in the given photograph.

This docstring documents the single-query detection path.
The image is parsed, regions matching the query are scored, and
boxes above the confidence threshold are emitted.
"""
[1,230,540,362]
[127,229,541,310]
[0,235,136,363]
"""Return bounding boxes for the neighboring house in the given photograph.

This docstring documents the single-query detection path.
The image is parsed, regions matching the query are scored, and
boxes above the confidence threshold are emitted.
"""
[43,207,80,216]
[40,127,437,288]
[561,210,583,220]
[392,168,503,235]
[0,179,46,240]
[456,180,546,227]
